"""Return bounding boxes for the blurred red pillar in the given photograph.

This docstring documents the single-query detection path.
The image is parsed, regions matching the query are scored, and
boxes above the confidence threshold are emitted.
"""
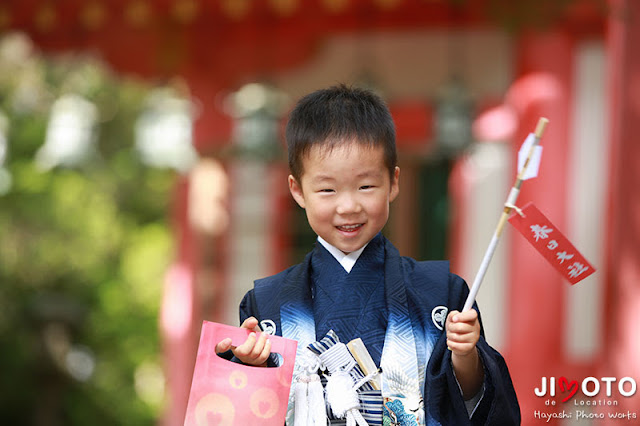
[505,30,574,423]
[603,0,640,421]
[160,178,199,426]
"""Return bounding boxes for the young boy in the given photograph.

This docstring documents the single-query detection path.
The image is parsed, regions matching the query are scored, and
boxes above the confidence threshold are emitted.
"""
[216,84,520,425]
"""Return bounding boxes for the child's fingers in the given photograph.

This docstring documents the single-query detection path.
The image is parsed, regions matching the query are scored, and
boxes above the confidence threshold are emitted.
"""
[447,339,476,356]
[233,332,258,358]
[245,333,271,366]
[447,321,475,337]
[215,337,233,354]
[447,325,477,349]
[447,330,475,346]
[250,332,268,358]
[225,319,271,366]
[447,325,475,345]
[448,309,478,324]
[446,309,480,356]
[446,310,479,337]
[254,338,272,366]
[233,332,272,366]
[240,316,261,332]
[459,309,478,322]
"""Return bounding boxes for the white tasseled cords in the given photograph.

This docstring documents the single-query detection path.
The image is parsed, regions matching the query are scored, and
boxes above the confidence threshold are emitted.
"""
[307,374,326,423]
[319,342,379,426]
[293,351,327,426]
[294,340,381,425]
[293,375,309,425]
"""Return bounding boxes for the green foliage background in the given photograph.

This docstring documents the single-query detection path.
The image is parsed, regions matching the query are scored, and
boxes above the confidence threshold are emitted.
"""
[0,33,175,425]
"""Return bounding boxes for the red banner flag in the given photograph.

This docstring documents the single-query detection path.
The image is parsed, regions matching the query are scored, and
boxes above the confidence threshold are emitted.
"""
[508,202,596,285]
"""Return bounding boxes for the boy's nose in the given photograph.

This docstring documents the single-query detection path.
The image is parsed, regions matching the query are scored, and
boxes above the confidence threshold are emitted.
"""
[336,193,362,215]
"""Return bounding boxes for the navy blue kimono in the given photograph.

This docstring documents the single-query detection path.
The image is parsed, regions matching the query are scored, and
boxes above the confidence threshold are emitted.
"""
[238,234,520,425]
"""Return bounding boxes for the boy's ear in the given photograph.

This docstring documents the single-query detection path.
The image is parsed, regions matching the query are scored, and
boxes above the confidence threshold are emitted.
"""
[389,166,400,202]
[288,175,306,208]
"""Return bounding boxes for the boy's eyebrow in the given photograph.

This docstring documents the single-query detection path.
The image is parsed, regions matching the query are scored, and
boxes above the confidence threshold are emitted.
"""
[311,173,334,180]
[310,170,382,183]
[355,170,383,178]
[309,174,335,184]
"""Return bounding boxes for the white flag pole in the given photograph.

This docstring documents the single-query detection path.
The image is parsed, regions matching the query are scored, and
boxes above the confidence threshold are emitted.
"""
[462,117,549,312]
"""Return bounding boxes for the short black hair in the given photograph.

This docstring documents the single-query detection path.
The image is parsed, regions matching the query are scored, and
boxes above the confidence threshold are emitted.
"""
[285,84,397,181]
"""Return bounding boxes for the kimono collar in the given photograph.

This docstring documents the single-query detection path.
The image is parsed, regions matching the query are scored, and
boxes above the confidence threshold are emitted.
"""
[316,236,368,273]
[279,235,426,424]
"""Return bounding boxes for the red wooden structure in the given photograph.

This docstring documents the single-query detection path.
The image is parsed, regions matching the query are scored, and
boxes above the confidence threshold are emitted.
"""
[3,1,639,425]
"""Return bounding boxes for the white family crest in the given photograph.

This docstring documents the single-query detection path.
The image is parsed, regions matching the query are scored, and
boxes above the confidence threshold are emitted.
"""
[260,319,277,335]
[431,306,448,330]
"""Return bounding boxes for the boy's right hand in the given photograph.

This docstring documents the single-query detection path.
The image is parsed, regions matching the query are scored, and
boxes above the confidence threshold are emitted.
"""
[215,317,272,367]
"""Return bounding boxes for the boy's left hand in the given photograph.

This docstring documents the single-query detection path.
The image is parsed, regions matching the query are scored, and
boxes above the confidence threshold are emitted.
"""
[445,309,480,357]
[446,309,484,399]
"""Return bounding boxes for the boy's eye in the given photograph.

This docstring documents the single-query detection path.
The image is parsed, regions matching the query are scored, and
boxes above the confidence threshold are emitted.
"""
[319,189,335,193]
[360,185,374,190]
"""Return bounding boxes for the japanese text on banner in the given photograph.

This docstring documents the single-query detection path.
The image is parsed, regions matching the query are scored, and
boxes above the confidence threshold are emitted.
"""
[508,202,595,285]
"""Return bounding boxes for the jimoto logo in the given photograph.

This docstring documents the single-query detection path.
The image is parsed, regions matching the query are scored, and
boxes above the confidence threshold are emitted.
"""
[535,376,637,402]
[533,376,638,422]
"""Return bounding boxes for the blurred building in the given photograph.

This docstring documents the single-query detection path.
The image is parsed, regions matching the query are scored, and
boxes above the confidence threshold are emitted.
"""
[2,0,639,425]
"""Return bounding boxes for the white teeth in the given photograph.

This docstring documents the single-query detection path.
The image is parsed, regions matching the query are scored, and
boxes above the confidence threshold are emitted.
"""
[338,224,361,231]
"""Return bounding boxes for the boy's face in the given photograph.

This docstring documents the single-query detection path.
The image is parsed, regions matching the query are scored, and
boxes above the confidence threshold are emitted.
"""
[288,142,399,254]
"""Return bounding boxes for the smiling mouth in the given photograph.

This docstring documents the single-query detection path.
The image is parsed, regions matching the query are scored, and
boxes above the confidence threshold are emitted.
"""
[336,224,363,233]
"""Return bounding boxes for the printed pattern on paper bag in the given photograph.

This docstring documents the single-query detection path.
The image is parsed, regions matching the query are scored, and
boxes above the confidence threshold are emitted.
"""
[508,202,596,285]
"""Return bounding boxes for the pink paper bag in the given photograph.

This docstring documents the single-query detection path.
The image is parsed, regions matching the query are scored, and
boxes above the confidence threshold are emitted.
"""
[184,321,297,426]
